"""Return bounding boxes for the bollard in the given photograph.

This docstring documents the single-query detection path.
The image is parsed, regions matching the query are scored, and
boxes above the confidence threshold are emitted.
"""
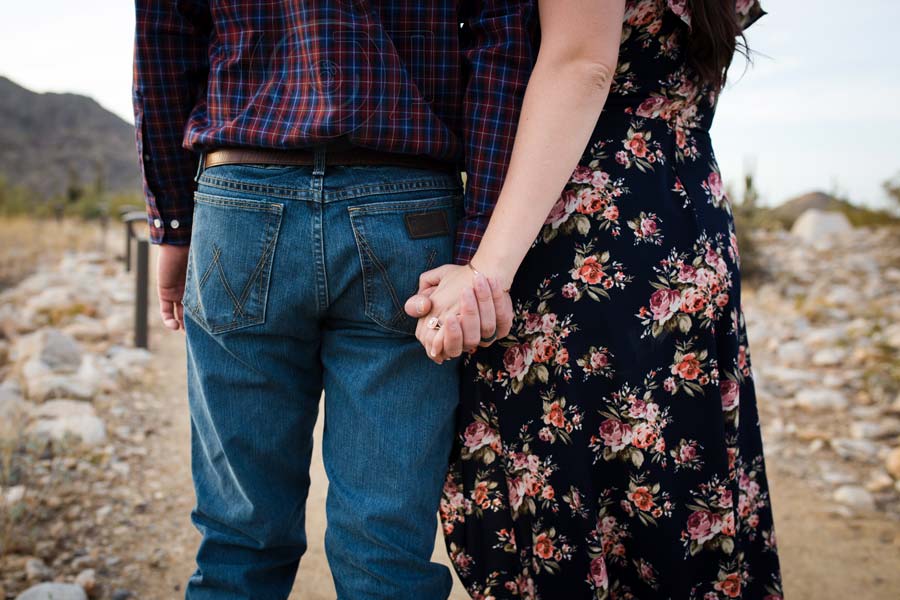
[124,220,133,271]
[135,238,149,349]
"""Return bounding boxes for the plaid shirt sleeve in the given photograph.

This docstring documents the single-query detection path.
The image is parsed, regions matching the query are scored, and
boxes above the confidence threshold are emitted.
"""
[133,0,210,245]
[455,0,535,264]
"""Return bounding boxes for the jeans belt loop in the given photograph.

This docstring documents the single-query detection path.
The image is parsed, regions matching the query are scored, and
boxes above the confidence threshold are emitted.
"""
[193,150,206,182]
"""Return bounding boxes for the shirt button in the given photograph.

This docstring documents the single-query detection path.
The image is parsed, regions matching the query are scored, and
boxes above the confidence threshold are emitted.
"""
[153,218,162,228]
[170,219,180,229]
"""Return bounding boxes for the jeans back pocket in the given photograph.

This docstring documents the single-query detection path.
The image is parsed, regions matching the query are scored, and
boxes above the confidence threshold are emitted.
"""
[349,193,460,335]
[183,192,284,334]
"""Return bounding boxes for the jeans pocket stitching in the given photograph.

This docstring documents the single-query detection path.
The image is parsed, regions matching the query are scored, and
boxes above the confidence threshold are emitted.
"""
[184,195,283,335]
[348,194,459,336]
[349,215,410,335]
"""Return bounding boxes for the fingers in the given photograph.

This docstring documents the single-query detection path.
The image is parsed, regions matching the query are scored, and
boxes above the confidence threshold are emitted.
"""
[175,300,185,333]
[159,298,180,331]
[473,273,497,343]
[458,288,481,352]
[418,264,454,293]
[404,293,433,318]
[491,277,514,341]
[439,314,463,359]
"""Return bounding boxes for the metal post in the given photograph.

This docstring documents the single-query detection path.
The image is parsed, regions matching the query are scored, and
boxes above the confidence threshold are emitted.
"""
[135,239,149,349]
[124,221,133,272]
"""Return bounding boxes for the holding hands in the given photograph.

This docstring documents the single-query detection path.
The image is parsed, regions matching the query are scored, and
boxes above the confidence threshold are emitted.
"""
[404,264,513,364]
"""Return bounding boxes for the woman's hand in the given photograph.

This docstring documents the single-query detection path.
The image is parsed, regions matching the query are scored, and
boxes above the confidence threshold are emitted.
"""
[407,265,514,364]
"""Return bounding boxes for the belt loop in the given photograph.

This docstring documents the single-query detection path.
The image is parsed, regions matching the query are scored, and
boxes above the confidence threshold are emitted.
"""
[193,150,206,182]
[313,146,326,177]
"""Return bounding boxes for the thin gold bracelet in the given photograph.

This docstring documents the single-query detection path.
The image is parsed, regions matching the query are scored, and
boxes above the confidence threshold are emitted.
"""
[467,261,511,293]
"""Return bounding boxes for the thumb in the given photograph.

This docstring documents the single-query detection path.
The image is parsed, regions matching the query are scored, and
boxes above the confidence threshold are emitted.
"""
[404,292,433,318]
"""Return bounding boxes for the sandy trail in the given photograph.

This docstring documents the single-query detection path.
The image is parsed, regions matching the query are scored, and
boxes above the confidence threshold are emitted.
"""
[137,314,900,600]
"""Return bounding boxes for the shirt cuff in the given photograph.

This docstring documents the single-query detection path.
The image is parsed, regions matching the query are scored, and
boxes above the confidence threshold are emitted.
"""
[148,215,192,245]
[453,215,489,265]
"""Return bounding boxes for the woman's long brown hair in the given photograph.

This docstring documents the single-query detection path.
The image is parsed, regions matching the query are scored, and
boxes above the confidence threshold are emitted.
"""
[686,0,749,91]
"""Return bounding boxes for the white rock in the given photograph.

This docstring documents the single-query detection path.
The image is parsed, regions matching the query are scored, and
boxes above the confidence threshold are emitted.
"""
[107,346,152,381]
[3,485,26,505]
[791,209,852,248]
[15,583,88,600]
[832,485,875,511]
[13,329,83,371]
[29,400,106,446]
[63,315,108,342]
[795,388,849,411]
[775,340,807,367]
[824,285,859,307]
[811,347,847,367]
[831,438,879,461]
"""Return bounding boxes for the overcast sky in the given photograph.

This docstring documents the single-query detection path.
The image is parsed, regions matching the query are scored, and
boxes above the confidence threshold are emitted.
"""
[2,1,898,209]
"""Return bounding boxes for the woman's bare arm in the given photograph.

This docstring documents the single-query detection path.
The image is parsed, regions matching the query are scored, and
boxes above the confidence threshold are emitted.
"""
[472,0,626,287]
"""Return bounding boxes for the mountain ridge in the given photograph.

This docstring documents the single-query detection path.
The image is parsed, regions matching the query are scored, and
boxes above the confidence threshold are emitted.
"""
[0,75,142,200]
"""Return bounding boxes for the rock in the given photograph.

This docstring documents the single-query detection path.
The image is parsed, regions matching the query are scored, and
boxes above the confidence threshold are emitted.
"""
[883,322,900,351]
[866,472,894,493]
[14,329,83,371]
[4,485,26,505]
[29,400,106,446]
[24,558,51,582]
[886,447,900,480]
[107,347,152,382]
[833,485,875,511]
[110,589,132,600]
[63,315,108,343]
[831,438,879,462]
[811,347,847,367]
[74,569,96,595]
[0,388,29,434]
[790,209,852,248]
[775,340,807,367]
[852,420,900,440]
[794,388,849,411]
[15,583,88,600]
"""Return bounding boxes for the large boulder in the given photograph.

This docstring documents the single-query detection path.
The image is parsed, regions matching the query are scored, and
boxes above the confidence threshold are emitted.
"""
[790,209,852,249]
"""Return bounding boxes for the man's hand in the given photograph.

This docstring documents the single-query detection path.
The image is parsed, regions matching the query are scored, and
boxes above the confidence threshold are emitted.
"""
[157,244,190,331]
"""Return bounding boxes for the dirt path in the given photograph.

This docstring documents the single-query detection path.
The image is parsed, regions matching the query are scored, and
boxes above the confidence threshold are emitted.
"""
[135,315,900,599]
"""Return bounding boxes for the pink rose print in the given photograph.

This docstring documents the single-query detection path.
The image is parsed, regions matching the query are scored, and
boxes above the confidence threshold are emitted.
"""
[504,343,534,381]
[463,421,498,452]
[599,419,633,451]
[720,380,740,411]
[649,288,681,324]
[686,509,724,544]
[589,556,609,589]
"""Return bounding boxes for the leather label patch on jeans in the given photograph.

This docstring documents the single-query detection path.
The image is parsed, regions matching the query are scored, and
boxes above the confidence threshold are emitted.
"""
[404,210,449,239]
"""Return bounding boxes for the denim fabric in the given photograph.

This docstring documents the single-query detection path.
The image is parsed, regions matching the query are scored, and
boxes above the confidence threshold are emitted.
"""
[182,154,463,599]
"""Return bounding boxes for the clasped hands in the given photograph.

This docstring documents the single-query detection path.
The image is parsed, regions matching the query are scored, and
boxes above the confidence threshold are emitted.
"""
[403,264,513,364]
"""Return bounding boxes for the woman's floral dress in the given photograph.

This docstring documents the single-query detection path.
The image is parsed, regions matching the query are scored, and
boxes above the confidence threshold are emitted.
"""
[441,2,783,599]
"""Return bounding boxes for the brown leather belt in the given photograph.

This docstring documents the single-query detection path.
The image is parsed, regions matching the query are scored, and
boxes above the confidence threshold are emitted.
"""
[203,147,456,173]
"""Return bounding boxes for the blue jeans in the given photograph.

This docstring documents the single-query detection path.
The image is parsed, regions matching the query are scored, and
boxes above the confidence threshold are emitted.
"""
[182,155,463,599]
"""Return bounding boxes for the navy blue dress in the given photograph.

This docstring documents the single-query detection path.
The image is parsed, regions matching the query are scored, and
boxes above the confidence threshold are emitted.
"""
[440,2,784,598]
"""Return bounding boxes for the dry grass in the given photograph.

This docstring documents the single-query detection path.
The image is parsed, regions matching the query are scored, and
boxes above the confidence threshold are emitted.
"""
[0,217,111,290]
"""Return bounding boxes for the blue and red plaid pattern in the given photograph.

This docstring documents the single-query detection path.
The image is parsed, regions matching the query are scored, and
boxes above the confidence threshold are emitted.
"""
[133,0,535,263]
